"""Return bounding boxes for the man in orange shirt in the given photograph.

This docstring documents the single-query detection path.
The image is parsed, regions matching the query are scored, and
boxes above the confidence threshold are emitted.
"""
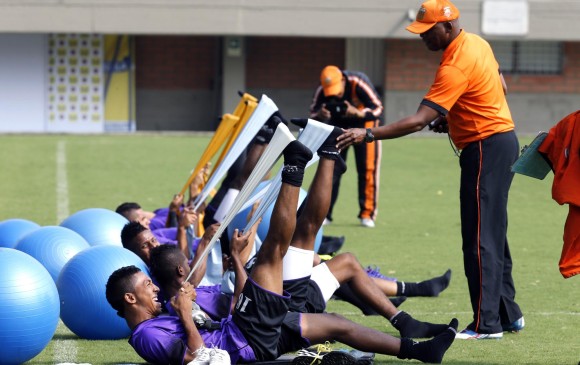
[337,0,524,339]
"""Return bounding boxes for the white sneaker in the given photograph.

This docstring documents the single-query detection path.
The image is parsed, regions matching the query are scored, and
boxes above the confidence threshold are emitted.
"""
[360,218,375,228]
[209,348,231,365]
[187,347,212,365]
[455,328,503,340]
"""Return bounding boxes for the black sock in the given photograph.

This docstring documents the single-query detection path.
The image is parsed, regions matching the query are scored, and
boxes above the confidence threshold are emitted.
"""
[397,318,458,364]
[317,126,343,161]
[389,296,407,308]
[270,111,288,126]
[254,115,286,145]
[396,269,452,297]
[332,283,380,316]
[390,311,450,338]
[282,141,313,187]
[290,117,308,128]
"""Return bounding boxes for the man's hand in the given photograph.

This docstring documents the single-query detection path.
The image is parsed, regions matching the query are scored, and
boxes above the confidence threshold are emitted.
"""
[190,162,211,200]
[230,228,253,258]
[336,127,366,149]
[179,207,198,228]
[169,194,184,214]
[315,105,332,121]
[171,282,196,317]
[428,116,449,134]
[200,222,220,244]
[222,254,234,271]
[344,100,364,119]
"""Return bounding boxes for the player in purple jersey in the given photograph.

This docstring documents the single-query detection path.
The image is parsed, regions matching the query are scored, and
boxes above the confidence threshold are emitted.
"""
[150,131,452,340]
[107,137,458,364]
[116,193,184,231]
[119,202,201,256]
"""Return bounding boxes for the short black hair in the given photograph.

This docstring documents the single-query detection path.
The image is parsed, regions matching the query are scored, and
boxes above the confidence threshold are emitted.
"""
[149,244,184,289]
[120,221,148,249]
[105,265,141,318]
[115,202,141,220]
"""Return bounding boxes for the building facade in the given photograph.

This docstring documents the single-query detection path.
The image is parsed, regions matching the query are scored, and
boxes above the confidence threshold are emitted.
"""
[0,1,578,133]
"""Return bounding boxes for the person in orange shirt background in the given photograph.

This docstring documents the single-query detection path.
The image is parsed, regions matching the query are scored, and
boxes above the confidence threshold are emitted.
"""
[538,110,580,279]
[337,0,524,339]
[310,66,383,228]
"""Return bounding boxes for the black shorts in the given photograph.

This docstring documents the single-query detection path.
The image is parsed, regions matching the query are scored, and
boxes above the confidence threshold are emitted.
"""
[284,276,326,314]
[233,278,307,362]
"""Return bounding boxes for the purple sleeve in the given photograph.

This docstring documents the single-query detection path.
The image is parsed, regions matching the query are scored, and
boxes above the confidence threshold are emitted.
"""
[149,217,167,231]
[130,322,187,365]
[152,227,178,245]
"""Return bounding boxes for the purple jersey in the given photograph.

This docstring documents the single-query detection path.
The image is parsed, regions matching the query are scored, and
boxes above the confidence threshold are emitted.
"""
[130,315,256,364]
[149,207,170,231]
[149,217,167,231]
[165,285,232,321]
[196,285,232,320]
[152,227,178,245]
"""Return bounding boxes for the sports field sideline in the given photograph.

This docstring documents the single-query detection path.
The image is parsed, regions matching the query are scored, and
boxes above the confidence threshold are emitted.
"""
[0,133,578,364]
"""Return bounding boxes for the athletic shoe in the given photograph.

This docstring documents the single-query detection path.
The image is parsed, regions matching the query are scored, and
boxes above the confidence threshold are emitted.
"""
[502,316,525,332]
[187,347,212,365]
[318,235,345,255]
[320,349,375,365]
[360,218,375,228]
[364,265,397,282]
[455,328,503,340]
[293,349,324,364]
[293,342,332,365]
[208,348,231,365]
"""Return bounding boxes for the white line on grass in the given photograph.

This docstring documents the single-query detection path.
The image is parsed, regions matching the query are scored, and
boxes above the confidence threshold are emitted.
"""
[55,142,77,363]
[53,339,80,364]
[56,140,69,224]
[339,311,580,316]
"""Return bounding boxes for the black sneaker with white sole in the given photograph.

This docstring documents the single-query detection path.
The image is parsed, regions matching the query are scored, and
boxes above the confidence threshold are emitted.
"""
[320,350,375,365]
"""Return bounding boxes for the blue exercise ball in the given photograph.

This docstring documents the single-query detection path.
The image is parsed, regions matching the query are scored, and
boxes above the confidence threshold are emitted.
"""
[57,245,149,340]
[60,208,128,246]
[227,184,323,253]
[15,226,90,283]
[0,248,60,365]
[0,218,40,248]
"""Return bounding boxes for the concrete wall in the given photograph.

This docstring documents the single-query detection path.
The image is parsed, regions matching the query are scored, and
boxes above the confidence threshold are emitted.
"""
[133,34,579,132]
[0,34,45,132]
[134,35,221,131]
[136,90,218,130]
[1,1,580,41]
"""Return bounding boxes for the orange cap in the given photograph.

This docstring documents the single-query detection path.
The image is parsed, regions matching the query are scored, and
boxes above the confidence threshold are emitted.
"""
[320,65,344,97]
[406,0,460,34]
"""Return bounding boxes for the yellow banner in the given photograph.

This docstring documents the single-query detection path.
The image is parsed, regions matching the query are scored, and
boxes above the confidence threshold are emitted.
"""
[104,35,135,132]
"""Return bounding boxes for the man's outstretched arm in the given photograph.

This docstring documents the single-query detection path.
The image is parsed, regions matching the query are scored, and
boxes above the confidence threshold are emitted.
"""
[336,104,441,148]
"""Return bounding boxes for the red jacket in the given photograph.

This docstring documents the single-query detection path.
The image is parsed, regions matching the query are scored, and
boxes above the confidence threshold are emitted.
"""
[538,110,580,278]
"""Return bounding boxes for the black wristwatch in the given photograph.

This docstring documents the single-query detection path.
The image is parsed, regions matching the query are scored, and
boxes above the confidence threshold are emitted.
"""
[364,128,374,143]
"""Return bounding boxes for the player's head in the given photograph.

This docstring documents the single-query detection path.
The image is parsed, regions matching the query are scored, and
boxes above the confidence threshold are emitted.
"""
[320,65,346,98]
[406,0,460,51]
[116,202,151,229]
[149,244,189,290]
[106,265,162,318]
[121,221,159,265]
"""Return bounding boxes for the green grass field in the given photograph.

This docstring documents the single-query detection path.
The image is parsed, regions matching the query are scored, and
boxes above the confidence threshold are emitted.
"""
[0,133,578,365]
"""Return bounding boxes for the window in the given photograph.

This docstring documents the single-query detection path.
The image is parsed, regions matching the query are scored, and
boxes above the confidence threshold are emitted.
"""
[489,41,562,75]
